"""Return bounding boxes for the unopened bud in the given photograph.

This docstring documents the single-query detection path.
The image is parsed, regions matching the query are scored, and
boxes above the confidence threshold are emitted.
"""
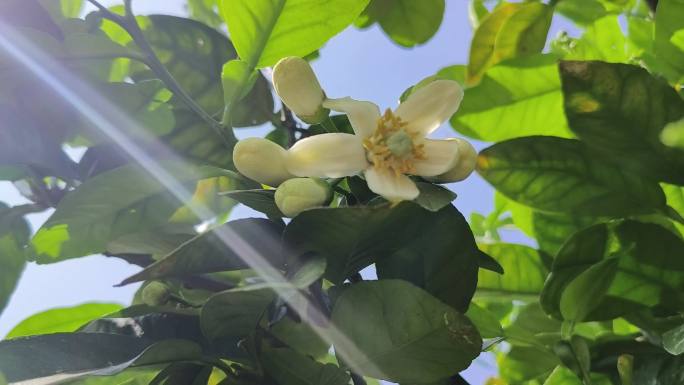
[233,138,294,186]
[427,138,477,183]
[617,354,633,385]
[142,281,171,306]
[275,178,332,217]
[273,57,329,124]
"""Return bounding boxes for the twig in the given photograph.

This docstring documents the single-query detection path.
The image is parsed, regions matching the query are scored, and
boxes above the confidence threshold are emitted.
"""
[281,106,298,146]
[86,0,235,147]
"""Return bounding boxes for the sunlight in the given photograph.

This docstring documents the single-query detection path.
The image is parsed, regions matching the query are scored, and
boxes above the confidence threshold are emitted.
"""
[0,22,382,380]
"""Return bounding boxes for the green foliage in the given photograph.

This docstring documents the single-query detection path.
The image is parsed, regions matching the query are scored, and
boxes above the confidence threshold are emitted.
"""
[2,0,684,384]
[331,280,482,383]
[356,0,445,47]
[5,303,123,339]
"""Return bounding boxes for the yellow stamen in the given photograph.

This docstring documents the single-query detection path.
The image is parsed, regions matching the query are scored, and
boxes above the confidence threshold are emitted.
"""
[362,108,426,175]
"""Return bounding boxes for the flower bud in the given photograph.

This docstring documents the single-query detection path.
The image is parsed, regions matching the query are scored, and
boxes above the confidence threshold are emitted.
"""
[275,177,332,217]
[427,138,477,183]
[233,138,294,186]
[142,281,171,306]
[273,57,329,124]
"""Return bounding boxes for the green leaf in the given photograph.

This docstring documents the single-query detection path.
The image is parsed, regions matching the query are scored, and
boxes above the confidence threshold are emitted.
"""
[661,117,684,150]
[118,219,284,285]
[559,258,619,322]
[655,0,684,82]
[477,136,667,216]
[357,0,445,47]
[331,280,482,383]
[269,317,329,358]
[452,54,573,141]
[0,334,201,384]
[0,203,31,316]
[466,2,552,85]
[222,189,284,218]
[560,60,684,184]
[31,163,230,263]
[375,204,480,312]
[133,15,273,127]
[5,303,123,339]
[413,182,457,212]
[532,211,597,256]
[476,243,548,301]
[261,347,350,385]
[200,288,274,341]
[663,322,684,355]
[498,345,559,383]
[465,302,503,338]
[188,0,222,27]
[543,366,583,385]
[220,0,369,68]
[542,221,684,321]
[555,0,608,26]
[563,16,633,62]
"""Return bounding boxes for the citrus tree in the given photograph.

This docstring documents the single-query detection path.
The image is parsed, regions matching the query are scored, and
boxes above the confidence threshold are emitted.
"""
[1,0,683,384]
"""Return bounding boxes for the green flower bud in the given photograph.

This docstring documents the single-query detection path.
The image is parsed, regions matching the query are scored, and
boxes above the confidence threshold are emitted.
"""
[427,138,477,183]
[142,281,171,306]
[233,138,294,186]
[275,177,332,217]
[273,57,329,124]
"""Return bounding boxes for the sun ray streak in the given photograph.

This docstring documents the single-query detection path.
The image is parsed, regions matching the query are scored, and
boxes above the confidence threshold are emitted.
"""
[0,22,382,379]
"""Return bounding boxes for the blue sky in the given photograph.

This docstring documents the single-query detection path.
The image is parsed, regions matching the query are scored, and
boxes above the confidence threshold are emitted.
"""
[0,1,578,383]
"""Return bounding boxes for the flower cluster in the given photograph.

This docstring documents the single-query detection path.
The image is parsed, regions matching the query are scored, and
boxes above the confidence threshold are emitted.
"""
[233,57,477,214]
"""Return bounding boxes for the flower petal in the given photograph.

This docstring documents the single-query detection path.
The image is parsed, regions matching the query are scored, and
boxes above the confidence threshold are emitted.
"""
[395,79,464,136]
[427,138,478,183]
[412,139,460,177]
[365,167,419,202]
[322,97,380,138]
[286,133,368,178]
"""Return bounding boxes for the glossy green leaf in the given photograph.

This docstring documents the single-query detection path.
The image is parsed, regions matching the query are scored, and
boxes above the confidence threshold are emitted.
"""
[31,163,231,263]
[118,218,284,285]
[269,317,329,358]
[0,334,201,384]
[498,345,559,383]
[564,16,633,62]
[532,211,597,256]
[331,280,482,383]
[543,366,583,385]
[453,54,572,141]
[200,288,274,341]
[413,182,457,212]
[220,0,369,68]
[542,221,684,321]
[477,136,667,216]
[465,302,503,338]
[556,0,608,25]
[661,117,684,150]
[261,347,350,385]
[5,303,123,339]
[559,258,619,322]
[375,203,480,312]
[357,0,445,47]
[0,203,30,316]
[663,322,684,355]
[466,2,552,85]
[655,0,684,82]
[476,243,548,301]
[133,15,273,127]
[222,189,284,218]
[560,60,684,184]
[187,0,222,27]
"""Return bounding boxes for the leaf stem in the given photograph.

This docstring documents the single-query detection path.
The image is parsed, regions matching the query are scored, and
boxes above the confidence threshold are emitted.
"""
[86,0,236,147]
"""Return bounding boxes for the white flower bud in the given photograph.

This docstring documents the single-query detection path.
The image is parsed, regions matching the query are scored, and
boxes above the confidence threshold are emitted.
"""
[275,178,332,217]
[273,57,329,124]
[233,138,293,186]
[427,138,477,183]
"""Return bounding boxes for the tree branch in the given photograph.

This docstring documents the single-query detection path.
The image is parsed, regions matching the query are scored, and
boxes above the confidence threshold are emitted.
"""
[86,0,236,147]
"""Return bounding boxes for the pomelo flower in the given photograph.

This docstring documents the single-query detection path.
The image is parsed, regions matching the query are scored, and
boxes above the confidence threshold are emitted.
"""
[284,79,467,201]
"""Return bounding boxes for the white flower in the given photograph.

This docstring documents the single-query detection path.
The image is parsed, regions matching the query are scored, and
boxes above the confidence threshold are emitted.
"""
[272,57,329,124]
[426,138,478,183]
[233,138,293,186]
[285,79,467,201]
